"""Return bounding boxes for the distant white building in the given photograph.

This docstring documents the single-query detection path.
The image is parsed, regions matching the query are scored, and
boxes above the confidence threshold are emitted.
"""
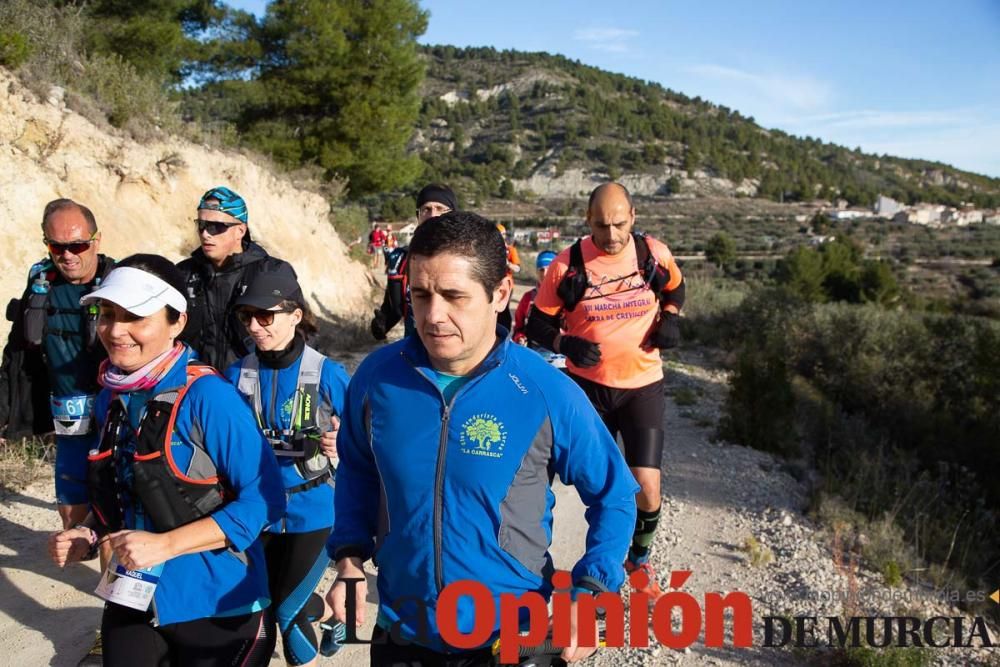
[903,204,946,226]
[874,195,903,218]
[396,222,418,244]
[826,209,868,221]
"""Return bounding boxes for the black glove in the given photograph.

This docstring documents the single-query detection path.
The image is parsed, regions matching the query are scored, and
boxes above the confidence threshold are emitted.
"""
[559,335,602,368]
[370,308,388,341]
[649,312,681,349]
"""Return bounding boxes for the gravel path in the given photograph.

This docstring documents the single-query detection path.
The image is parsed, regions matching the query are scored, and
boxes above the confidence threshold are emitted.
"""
[1,299,994,664]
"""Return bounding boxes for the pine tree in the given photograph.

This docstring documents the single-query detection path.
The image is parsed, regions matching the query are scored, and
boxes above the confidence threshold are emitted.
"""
[243,0,428,195]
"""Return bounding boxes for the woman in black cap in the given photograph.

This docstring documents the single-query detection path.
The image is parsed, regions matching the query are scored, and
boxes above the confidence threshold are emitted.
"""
[224,269,350,666]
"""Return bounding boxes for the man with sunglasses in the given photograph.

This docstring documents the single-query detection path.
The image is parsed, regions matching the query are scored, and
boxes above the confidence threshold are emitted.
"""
[1,199,114,532]
[177,186,297,371]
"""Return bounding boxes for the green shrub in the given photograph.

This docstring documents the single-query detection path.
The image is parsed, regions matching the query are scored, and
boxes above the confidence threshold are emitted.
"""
[79,52,177,131]
[721,296,1000,602]
[0,30,32,68]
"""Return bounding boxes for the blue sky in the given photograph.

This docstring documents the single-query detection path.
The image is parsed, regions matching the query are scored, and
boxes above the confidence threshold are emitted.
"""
[227,0,1000,177]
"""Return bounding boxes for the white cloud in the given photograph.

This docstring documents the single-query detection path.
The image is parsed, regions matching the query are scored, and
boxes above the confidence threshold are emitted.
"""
[572,27,639,53]
[783,108,983,131]
[774,106,1000,177]
[688,63,834,112]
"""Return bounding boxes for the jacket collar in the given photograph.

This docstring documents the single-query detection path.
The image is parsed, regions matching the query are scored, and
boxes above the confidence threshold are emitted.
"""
[189,242,268,273]
[401,325,512,380]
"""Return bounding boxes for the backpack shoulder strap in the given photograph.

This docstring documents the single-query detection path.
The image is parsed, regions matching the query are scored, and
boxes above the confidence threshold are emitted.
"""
[144,362,222,483]
[569,238,585,275]
[236,354,264,420]
[292,345,325,431]
[555,238,588,312]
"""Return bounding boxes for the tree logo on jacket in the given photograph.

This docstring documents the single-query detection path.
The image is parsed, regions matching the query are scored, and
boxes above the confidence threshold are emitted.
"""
[460,414,507,459]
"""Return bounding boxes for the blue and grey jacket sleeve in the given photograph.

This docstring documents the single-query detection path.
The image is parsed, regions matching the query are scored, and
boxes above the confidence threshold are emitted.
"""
[550,383,639,593]
[327,363,380,562]
[185,375,286,551]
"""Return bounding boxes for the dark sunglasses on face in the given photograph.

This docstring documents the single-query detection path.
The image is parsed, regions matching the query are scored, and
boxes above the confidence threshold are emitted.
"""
[195,218,243,236]
[44,231,98,256]
[236,308,291,327]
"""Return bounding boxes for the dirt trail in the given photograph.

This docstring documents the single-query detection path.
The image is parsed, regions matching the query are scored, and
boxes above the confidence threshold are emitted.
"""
[0,287,994,665]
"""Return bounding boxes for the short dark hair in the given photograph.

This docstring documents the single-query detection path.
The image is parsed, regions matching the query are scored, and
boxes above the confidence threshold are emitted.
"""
[42,198,98,235]
[407,211,506,296]
[279,299,318,337]
[115,254,188,323]
[587,182,633,212]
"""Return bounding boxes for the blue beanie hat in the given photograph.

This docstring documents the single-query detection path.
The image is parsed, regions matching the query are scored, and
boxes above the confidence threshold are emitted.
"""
[536,250,557,270]
[198,186,248,224]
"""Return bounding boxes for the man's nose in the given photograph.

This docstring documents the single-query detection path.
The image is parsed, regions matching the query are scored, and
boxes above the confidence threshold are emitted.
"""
[424,294,448,322]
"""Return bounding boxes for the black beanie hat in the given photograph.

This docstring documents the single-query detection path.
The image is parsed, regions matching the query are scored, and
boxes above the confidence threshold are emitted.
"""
[416,184,458,212]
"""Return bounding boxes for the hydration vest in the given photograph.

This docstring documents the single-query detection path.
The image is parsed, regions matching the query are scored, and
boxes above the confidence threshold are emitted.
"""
[87,363,231,534]
[556,232,672,312]
[236,345,332,486]
[22,257,112,348]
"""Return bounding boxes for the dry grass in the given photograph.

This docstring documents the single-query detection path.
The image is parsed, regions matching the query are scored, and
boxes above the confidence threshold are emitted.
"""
[0,435,54,498]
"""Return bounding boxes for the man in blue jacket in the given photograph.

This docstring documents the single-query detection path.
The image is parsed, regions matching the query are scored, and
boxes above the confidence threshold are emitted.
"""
[326,211,638,665]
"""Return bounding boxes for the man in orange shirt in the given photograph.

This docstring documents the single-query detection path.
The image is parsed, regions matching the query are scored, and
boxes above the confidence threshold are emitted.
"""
[528,182,684,599]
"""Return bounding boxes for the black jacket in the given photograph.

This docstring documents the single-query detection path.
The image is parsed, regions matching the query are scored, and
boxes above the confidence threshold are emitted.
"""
[0,255,113,439]
[177,242,296,371]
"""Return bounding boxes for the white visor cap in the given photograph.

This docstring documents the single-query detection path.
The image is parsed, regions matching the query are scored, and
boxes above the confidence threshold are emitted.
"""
[80,266,188,317]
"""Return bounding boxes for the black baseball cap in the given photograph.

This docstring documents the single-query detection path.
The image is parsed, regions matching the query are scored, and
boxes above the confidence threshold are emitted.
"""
[235,267,303,310]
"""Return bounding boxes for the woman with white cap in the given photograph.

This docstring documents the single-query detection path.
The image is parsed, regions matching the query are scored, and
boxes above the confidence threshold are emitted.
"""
[225,268,350,666]
[47,254,285,667]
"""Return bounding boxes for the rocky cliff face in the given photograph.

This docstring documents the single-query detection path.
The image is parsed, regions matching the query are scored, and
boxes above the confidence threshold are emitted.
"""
[0,68,371,343]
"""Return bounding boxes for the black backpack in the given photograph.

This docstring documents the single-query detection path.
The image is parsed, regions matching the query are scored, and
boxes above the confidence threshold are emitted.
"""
[555,232,671,311]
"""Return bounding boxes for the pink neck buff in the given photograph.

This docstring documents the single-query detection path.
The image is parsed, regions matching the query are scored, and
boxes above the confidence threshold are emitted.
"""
[99,343,185,393]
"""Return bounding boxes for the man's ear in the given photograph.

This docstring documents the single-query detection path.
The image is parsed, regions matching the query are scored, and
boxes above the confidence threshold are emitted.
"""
[494,275,514,311]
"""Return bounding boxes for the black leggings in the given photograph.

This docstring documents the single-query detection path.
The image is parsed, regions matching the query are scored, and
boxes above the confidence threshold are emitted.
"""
[262,528,332,665]
[101,602,274,667]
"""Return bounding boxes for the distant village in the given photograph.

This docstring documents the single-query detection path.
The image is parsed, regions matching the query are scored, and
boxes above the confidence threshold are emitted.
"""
[825,195,1000,227]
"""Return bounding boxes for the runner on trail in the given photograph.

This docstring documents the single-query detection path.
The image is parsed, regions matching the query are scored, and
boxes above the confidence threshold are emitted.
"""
[225,269,350,666]
[48,254,285,667]
[527,182,685,600]
[177,186,297,371]
[370,183,458,341]
[326,211,638,666]
[512,249,557,345]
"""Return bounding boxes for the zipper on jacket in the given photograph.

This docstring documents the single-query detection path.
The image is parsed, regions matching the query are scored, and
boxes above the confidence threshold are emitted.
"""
[270,368,287,533]
[403,351,503,594]
[433,403,450,593]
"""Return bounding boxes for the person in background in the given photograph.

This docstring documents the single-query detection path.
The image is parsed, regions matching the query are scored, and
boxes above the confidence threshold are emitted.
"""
[367,223,386,270]
[1,199,114,528]
[225,269,350,666]
[177,186,297,371]
[49,254,285,667]
[496,223,520,333]
[528,183,685,601]
[512,250,557,345]
[0,199,114,665]
[370,183,458,340]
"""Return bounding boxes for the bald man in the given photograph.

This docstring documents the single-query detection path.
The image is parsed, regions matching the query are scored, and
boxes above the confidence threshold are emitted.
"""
[528,182,685,600]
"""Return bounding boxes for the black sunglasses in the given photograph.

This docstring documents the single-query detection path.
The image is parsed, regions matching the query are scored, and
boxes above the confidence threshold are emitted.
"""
[236,308,293,327]
[44,231,98,256]
[195,218,243,236]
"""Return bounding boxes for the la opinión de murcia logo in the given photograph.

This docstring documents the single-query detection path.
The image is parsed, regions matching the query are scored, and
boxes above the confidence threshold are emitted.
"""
[336,572,997,663]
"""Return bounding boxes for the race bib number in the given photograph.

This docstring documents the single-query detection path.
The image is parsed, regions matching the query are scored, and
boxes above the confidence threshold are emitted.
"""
[95,556,164,612]
[50,394,96,436]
